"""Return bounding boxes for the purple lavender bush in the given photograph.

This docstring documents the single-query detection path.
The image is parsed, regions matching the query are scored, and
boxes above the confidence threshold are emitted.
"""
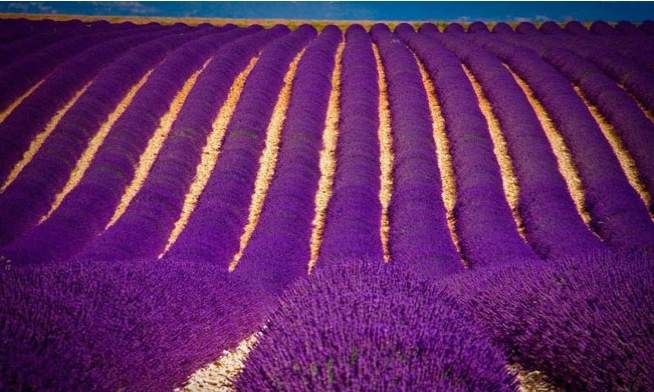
[1,27,255,265]
[0,27,175,182]
[165,25,317,266]
[444,250,654,390]
[0,26,216,246]
[237,260,515,391]
[81,26,289,261]
[233,26,341,294]
[469,30,654,250]
[0,256,274,391]
[422,27,605,260]
[404,25,538,267]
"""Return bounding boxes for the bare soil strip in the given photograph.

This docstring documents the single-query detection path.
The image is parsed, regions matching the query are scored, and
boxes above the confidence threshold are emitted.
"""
[372,43,394,263]
[228,49,305,271]
[1,81,91,193]
[308,42,344,272]
[160,56,259,257]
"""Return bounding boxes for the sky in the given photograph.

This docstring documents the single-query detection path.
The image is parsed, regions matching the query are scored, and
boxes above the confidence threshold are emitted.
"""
[1,2,653,22]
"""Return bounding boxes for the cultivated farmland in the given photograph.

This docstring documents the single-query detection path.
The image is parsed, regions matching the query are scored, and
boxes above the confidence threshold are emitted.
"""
[0,17,653,391]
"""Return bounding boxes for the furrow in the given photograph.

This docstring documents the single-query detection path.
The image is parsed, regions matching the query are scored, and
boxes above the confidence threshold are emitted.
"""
[463,65,527,240]
[507,364,560,392]
[471,31,654,248]
[228,49,304,271]
[0,27,172,182]
[575,87,652,216]
[433,29,604,260]
[407,28,537,267]
[0,78,44,125]
[182,334,259,392]
[81,27,284,262]
[0,27,254,266]
[307,42,344,272]
[416,57,464,260]
[107,61,209,228]
[162,26,317,267]
[371,43,394,263]
[0,29,211,247]
[374,25,462,275]
[509,70,593,228]
[40,71,154,222]
[161,56,259,257]
[0,25,151,113]
[1,80,91,193]
[229,26,341,294]
[497,31,654,215]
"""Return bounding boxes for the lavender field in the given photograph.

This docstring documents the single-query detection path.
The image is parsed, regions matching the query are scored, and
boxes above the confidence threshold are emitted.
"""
[0,17,653,391]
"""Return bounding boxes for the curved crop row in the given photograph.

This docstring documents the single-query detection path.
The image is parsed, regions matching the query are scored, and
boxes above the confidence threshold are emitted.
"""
[1,27,253,265]
[0,27,178,183]
[164,25,316,265]
[0,18,97,42]
[307,41,345,272]
[463,66,526,240]
[431,29,605,259]
[0,20,130,68]
[0,29,213,246]
[372,24,461,276]
[315,25,384,266]
[0,23,166,114]
[503,30,654,214]
[0,18,53,41]
[80,26,288,262]
[228,44,308,272]
[403,26,537,267]
[553,21,654,80]
[233,26,342,295]
[530,26,654,118]
[468,31,654,250]
[537,21,654,71]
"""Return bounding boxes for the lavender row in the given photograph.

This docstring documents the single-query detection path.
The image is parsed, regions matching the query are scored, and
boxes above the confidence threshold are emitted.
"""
[233,26,341,295]
[0,27,176,184]
[469,31,654,249]
[0,18,73,42]
[315,25,384,265]
[0,19,150,68]
[0,28,220,247]
[518,22,654,102]
[165,25,317,265]
[0,23,166,112]
[505,30,654,213]
[408,26,537,267]
[556,21,654,71]
[432,29,605,259]
[527,21,654,70]
[531,25,654,116]
[1,27,254,266]
[372,24,461,276]
[81,26,289,261]
[0,256,277,390]
[0,20,93,67]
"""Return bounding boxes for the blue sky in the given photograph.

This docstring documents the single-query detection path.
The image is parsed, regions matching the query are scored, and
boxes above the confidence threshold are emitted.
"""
[1,2,653,22]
